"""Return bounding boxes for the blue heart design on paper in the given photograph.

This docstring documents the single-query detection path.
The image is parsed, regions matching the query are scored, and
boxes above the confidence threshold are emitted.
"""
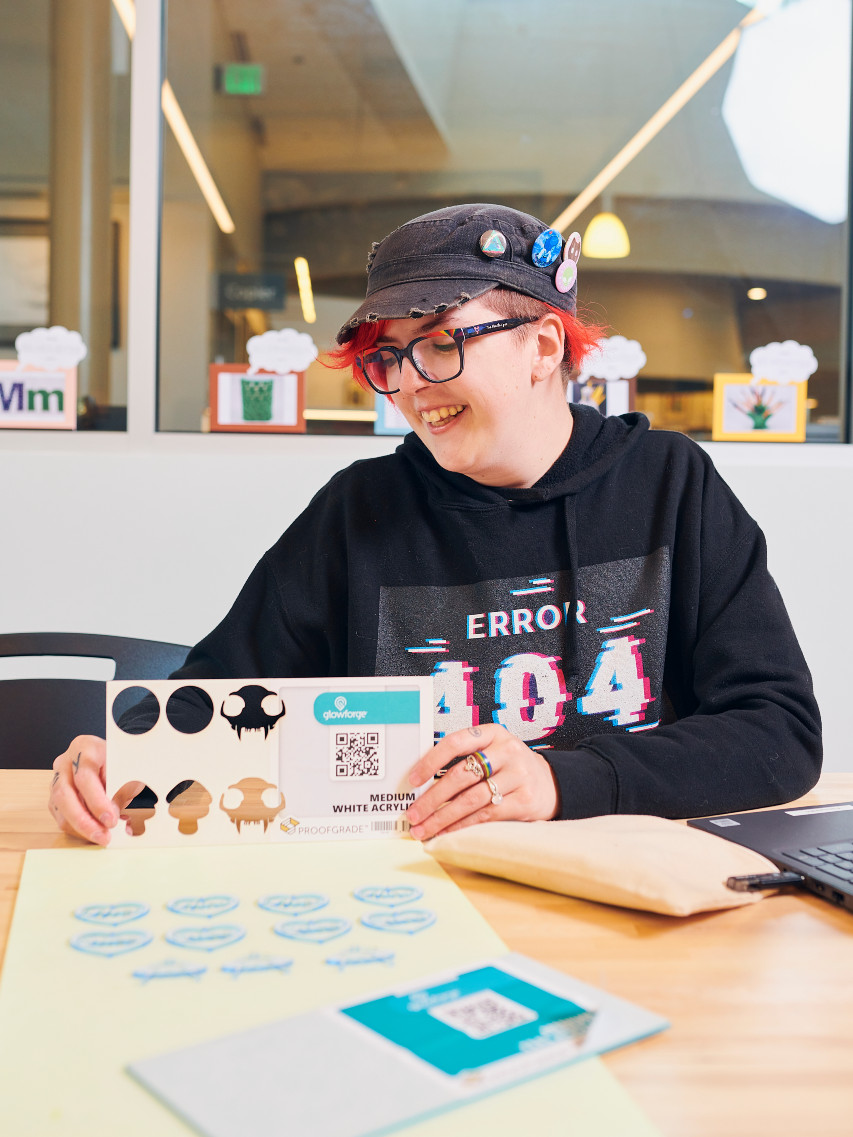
[165,924,246,952]
[360,908,436,935]
[352,886,423,908]
[70,929,153,957]
[166,895,239,919]
[273,917,352,944]
[257,893,329,916]
[74,902,149,927]
[325,946,395,971]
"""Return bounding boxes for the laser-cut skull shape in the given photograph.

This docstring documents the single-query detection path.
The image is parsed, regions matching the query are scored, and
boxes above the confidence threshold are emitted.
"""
[220,685,286,739]
[220,778,286,833]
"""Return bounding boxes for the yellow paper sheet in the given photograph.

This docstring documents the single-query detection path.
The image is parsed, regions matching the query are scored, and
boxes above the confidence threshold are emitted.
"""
[0,841,660,1137]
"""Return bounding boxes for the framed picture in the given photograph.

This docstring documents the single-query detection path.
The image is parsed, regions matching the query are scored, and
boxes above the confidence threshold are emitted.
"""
[712,373,806,442]
[209,363,306,433]
[0,360,78,431]
[373,393,411,435]
[568,377,635,417]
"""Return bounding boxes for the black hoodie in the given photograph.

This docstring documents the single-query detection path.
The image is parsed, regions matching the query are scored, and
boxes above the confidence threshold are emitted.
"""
[175,404,821,820]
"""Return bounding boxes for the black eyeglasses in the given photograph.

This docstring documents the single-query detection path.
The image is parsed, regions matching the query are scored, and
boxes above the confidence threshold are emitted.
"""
[356,316,538,395]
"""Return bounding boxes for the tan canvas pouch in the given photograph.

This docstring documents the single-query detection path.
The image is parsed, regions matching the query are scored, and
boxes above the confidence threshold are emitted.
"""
[424,814,781,917]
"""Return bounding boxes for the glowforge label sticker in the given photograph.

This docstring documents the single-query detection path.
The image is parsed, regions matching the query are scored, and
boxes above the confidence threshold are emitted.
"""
[313,691,420,725]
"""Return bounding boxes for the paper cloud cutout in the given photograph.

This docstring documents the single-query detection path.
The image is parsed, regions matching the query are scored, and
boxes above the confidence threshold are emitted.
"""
[577,336,646,382]
[15,326,88,371]
[749,340,818,384]
[246,328,318,376]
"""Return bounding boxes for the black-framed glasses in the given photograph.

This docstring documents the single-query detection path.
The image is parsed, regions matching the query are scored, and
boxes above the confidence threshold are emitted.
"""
[356,316,538,395]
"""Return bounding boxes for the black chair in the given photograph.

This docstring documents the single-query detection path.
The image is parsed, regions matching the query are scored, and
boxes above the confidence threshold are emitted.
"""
[0,632,190,769]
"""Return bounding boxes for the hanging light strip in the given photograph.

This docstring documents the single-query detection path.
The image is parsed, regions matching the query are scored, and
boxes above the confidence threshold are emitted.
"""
[111,0,236,235]
[294,257,317,324]
[551,9,767,233]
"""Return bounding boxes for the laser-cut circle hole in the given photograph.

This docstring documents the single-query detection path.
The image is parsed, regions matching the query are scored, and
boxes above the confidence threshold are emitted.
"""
[111,687,159,734]
[165,687,214,734]
[114,783,158,836]
[167,780,212,835]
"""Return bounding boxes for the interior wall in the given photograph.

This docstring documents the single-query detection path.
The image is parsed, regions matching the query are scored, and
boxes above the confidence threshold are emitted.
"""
[0,438,849,773]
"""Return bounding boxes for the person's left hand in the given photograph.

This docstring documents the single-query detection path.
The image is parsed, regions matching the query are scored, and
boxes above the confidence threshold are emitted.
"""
[405,724,561,840]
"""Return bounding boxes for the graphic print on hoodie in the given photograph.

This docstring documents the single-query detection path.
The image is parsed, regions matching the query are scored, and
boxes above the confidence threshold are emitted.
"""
[375,547,670,749]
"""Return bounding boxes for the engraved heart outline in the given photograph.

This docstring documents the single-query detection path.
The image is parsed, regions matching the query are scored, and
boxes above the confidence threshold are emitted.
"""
[257,893,329,916]
[273,917,352,944]
[352,885,423,908]
[70,929,153,957]
[74,902,150,927]
[360,908,436,935]
[166,895,239,919]
[165,924,247,952]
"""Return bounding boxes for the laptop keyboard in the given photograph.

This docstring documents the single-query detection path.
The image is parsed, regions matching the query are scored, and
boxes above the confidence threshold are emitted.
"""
[784,841,853,884]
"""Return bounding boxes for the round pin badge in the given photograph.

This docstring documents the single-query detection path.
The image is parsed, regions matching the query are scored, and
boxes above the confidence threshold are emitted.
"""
[564,231,582,264]
[479,230,507,258]
[531,228,562,268]
[555,259,577,294]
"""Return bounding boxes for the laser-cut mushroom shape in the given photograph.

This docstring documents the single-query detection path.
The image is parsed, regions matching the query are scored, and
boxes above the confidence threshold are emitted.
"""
[168,781,212,835]
[219,778,286,834]
[114,784,158,836]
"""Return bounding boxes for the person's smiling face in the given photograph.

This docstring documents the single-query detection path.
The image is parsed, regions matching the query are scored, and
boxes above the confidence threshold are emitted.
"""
[383,300,572,488]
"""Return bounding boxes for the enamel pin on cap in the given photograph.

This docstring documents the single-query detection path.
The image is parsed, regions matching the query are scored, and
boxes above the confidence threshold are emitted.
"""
[564,231,582,263]
[555,230,582,293]
[554,259,577,294]
[531,227,563,268]
[479,229,508,257]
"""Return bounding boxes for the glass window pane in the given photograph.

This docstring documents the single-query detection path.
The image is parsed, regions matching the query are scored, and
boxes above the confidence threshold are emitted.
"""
[0,0,131,432]
[157,0,850,442]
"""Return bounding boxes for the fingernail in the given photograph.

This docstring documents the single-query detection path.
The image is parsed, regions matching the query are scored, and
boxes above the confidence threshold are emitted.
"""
[408,773,422,787]
[409,824,424,839]
[99,811,115,827]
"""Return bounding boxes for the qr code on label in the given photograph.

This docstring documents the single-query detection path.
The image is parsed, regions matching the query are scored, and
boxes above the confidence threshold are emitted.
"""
[330,728,385,780]
[428,990,537,1040]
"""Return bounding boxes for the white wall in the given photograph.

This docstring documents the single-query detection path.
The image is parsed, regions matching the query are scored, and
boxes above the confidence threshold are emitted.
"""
[0,434,849,771]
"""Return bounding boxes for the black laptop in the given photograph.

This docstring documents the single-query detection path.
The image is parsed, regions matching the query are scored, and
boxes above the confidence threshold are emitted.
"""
[688,801,853,912]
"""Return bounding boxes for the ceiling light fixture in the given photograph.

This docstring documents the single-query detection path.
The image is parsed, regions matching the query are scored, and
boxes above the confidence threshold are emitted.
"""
[294,257,317,324]
[551,8,767,233]
[747,287,767,300]
[582,197,631,259]
[111,0,236,235]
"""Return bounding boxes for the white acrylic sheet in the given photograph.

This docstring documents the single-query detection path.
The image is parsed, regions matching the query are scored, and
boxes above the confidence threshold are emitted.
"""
[105,676,432,846]
[129,952,668,1137]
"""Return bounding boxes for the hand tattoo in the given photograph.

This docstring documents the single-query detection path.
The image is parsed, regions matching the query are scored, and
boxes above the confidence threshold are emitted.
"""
[72,753,81,774]
[52,771,60,785]
[468,727,483,737]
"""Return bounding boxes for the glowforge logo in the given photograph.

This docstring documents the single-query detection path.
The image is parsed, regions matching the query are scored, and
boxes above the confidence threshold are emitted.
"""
[322,696,367,723]
[312,690,420,727]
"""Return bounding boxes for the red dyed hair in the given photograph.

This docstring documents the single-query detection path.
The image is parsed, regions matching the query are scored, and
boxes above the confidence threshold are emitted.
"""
[324,288,607,393]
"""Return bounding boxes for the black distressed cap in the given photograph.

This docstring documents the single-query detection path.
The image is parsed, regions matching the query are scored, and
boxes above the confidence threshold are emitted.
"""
[335,202,575,344]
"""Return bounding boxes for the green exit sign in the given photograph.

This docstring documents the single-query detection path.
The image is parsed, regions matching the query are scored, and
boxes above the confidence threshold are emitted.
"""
[218,63,264,96]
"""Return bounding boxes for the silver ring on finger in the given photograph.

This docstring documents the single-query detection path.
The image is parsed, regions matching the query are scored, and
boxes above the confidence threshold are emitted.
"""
[465,754,485,780]
[486,777,503,805]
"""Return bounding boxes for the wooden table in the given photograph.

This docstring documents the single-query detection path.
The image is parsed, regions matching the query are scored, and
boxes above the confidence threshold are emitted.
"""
[2,769,852,1137]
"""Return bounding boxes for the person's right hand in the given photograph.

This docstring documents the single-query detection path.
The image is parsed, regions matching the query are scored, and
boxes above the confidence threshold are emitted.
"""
[49,736,141,846]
